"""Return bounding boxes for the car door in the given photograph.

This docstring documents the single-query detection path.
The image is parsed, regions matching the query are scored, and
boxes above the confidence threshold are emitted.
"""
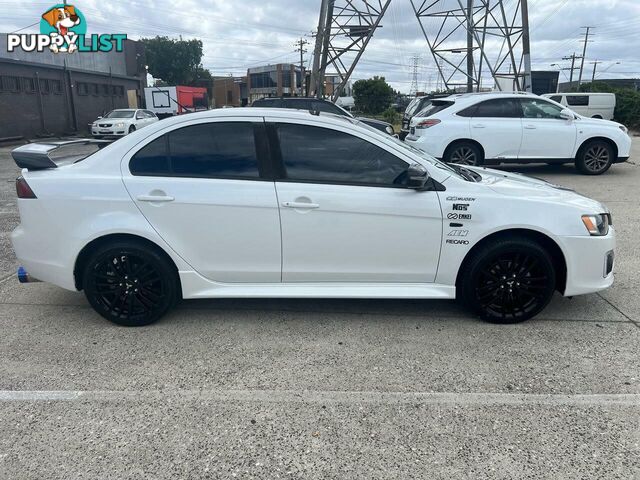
[270,120,443,283]
[134,110,146,128]
[518,98,577,160]
[468,98,523,160]
[121,118,282,283]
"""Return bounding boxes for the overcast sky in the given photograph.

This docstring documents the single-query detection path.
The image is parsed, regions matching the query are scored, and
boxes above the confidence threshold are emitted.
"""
[6,0,639,92]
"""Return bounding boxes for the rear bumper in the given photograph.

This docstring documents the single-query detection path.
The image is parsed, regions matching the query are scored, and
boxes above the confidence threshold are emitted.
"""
[404,133,446,158]
[559,229,616,297]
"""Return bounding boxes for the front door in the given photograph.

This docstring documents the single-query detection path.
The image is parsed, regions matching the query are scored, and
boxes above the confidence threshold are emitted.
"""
[271,121,443,283]
[122,118,282,283]
[518,98,577,160]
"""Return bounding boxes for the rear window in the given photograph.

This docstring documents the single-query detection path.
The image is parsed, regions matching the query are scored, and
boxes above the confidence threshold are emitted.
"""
[406,97,427,117]
[417,100,453,117]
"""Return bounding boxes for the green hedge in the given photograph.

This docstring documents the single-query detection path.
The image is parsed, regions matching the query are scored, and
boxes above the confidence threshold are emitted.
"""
[578,82,640,129]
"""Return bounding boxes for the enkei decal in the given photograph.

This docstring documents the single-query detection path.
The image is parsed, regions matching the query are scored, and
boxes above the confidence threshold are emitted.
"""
[446,239,470,246]
[447,213,472,220]
[446,196,476,202]
[448,230,469,237]
[452,204,469,211]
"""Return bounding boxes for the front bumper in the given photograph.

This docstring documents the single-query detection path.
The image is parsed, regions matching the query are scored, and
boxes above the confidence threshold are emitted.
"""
[92,128,127,137]
[559,228,616,297]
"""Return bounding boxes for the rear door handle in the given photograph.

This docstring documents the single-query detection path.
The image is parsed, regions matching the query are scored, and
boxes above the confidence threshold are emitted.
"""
[137,195,175,203]
[524,125,537,129]
[472,124,486,129]
[281,201,320,209]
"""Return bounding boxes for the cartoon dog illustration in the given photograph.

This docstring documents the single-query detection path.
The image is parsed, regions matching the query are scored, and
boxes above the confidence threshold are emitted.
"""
[41,5,81,53]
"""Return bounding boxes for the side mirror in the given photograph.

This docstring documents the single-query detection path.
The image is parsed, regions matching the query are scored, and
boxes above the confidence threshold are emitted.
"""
[559,108,574,121]
[407,164,430,190]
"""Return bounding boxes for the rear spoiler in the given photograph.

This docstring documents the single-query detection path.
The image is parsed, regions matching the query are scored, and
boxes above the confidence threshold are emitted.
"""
[11,139,112,171]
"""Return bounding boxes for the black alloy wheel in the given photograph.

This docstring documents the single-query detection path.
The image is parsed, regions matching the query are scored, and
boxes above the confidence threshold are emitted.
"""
[83,242,178,326]
[460,237,556,324]
[576,140,613,175]
[445,142,483,166]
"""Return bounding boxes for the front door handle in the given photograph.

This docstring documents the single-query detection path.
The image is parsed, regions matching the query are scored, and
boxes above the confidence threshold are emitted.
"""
[281,201,320,209]
[524,125,537,130]
[472,124,486,129]
[137,194,175,203]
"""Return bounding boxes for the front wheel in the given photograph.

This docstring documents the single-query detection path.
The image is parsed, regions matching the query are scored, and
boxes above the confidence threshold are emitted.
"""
[576,140,614,175]
[459,236,556,324]
[82,241,179,326]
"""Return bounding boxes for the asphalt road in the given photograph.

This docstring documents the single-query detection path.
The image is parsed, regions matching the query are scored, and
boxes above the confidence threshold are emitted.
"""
[0,141,638,479]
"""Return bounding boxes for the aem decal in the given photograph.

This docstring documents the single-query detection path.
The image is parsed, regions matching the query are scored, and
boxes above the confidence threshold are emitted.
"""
[448,230,469,237]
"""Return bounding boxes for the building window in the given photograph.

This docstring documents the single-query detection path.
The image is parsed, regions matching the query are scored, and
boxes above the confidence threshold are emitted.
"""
[51,79,62,95]
[39,78,50,95]
[118,86,125,96]
[226,90,233,104]
[249,71,278,89]
[77,82,89,95]
[1,76,22,93]
[23,77,36,94]
[102,84,110,96]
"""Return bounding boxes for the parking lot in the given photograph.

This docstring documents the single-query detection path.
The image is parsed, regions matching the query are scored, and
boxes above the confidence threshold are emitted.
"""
[0,142,638,479]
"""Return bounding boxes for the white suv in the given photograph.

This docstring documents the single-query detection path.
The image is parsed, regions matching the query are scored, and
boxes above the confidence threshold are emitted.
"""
[405,92,631,175]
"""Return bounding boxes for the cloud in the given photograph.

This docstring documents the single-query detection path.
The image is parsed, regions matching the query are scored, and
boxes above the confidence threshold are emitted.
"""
[5,0,639,92]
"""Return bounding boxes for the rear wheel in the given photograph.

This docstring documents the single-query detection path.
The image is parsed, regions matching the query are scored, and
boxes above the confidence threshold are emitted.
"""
[576,140,614,175]
[444,141,483,166]
[459,236,556,324]
[82,241,178,326]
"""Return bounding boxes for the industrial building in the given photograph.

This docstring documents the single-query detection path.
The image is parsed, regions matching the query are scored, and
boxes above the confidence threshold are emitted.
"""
[246,63,304,103]
[0,35,147,139]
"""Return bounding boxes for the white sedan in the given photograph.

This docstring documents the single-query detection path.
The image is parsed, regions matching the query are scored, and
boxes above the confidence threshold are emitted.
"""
[91,109,158,138]
[405,92,631,175]
[11,108,615,326]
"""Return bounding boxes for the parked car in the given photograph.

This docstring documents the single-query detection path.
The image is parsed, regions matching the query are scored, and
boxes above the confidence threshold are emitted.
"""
[542,92,616,120]
[400,94,451,140]
[251,97,395,136]
[91,109,159,138]
[405,92,631,175]
[11,108,615,327]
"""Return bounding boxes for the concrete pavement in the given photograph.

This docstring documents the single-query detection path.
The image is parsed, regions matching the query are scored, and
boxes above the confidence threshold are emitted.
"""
[0,141,638,479]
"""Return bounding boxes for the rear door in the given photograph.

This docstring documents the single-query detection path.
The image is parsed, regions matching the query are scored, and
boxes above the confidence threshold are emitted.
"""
[468,98,523,160]
[121,118,282,283]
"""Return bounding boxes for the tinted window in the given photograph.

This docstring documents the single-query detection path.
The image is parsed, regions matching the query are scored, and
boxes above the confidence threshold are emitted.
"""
[473,99,520,118]
[566,95,589,106]
[282,99,312,110]
[130,122,259,178]
[520,99,564,119]
[418,101,453,117]
[170,123,259,178]
[130,136,170,176]
[549,95,562,103]
[277,124,408,186]
[457,104,477,117]
[312,101,347,116]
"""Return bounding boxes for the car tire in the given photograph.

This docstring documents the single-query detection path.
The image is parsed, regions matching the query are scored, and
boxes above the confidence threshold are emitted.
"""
[128,125,136,134]
[459,236,556,324]
[82,241,179,327]
[575,140,614,175]
[444,141,483,166]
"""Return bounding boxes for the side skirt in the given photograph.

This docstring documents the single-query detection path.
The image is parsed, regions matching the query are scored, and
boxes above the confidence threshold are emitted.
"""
[179,271,457,300]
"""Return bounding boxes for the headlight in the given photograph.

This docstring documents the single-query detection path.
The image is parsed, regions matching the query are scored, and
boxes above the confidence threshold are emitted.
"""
[619,125,628,134]
[582,213,611,236]
[114,123,125,128]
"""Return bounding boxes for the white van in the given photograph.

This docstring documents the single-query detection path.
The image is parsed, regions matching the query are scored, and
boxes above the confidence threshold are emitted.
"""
[542,93,616,120]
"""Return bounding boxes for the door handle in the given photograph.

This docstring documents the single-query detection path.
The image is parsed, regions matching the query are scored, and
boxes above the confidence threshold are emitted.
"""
[137,194,175,203]
[281,201,320,209]
[472,124,486,129]
[524,125,537,129]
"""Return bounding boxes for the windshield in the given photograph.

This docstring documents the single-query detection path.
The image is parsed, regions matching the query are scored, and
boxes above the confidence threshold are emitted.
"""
[104,110,135,119]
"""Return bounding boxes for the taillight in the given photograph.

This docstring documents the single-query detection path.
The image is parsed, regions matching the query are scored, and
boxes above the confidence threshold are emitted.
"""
[16,176,37,199]
[415,119,441,129]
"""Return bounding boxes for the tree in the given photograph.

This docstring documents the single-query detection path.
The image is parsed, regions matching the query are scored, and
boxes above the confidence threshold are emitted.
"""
[353,76,394,114]
[579,81,640,129]
[141,36,210,86]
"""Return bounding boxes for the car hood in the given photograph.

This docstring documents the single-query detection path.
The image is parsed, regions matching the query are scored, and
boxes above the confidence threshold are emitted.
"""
[466,166,609,212]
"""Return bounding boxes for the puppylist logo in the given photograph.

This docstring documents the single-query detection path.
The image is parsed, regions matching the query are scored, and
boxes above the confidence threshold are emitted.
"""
[7,4,127,54]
